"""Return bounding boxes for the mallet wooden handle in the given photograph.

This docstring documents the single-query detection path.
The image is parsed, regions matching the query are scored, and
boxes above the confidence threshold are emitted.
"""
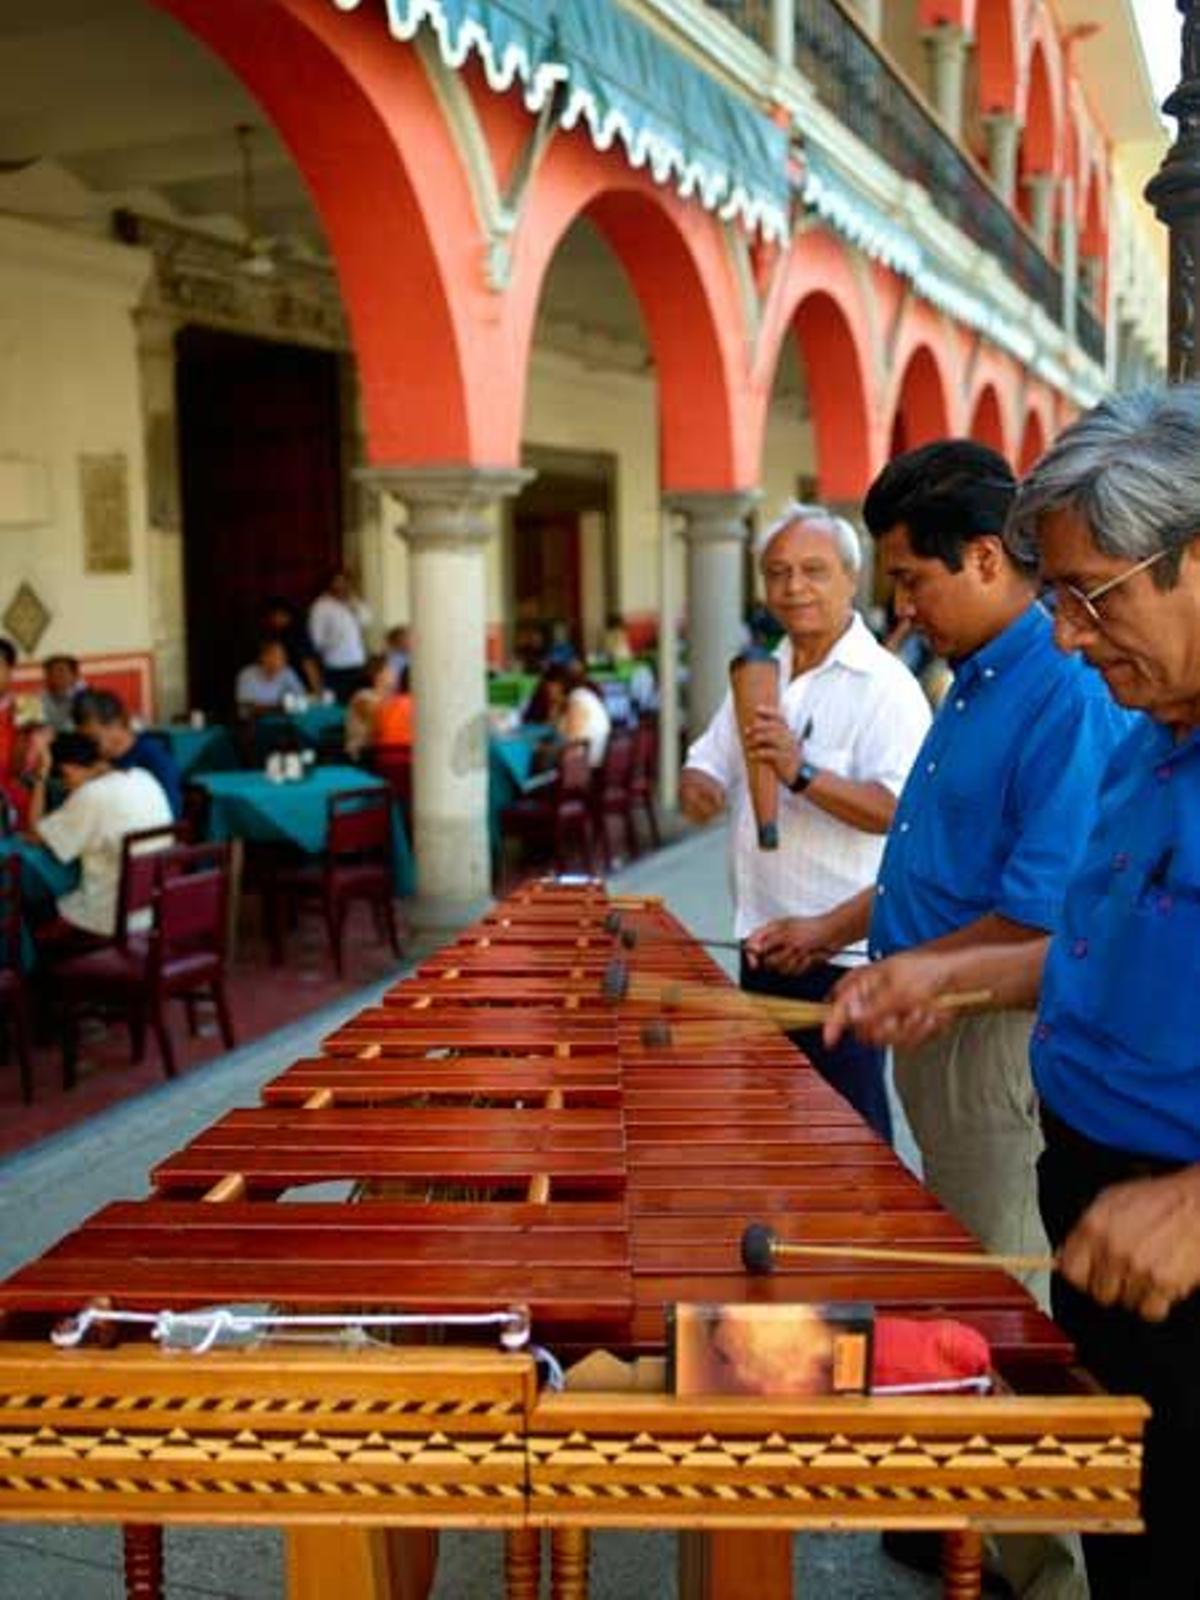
[768,1241,1055,1273]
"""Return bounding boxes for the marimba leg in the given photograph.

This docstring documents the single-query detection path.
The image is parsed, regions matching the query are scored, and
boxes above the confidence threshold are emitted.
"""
[122,1524,163,1600]
[286,1527,437,1600]
[678,1530,792,1599]
[504,1527,541,1600]
[550,1526,590,1600]
[942,1530,984,1600]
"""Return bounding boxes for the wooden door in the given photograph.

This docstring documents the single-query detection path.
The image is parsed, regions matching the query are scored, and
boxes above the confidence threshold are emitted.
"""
[176,327,342,713]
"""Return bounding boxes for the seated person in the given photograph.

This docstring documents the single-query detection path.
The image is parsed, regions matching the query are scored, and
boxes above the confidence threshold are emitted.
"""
[540,661,611,769]
[41,654,87,733]
[261,597,322,694]
[346,655,413,759]
[385,625,410,685]
[0,637,51,832]
[603,613,634,664]
[31,730,174,941]
[75,690,183,820]
[236,638,306,715]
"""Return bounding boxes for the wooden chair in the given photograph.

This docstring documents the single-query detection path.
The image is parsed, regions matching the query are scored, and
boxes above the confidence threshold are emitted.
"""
[365,743,413,834]
[499,740,596,879]
[115,824,187,947]
[265,788,401,976]
[591,727,637,868]
[628,714,661,850]
[0,856,34,1104]
[57,842,235,1088]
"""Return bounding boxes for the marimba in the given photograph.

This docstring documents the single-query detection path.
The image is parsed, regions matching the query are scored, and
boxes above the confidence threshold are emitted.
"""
[0,881,1145,1600]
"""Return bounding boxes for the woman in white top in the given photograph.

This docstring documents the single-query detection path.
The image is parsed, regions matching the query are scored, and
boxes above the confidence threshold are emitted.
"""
[547,661,611,769]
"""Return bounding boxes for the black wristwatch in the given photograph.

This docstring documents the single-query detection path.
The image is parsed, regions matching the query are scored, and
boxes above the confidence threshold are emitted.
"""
[787,760,819,794]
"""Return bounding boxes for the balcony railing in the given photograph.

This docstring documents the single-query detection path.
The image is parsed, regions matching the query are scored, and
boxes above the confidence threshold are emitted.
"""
[1075,296,1106,369]
[709,0,1066,330]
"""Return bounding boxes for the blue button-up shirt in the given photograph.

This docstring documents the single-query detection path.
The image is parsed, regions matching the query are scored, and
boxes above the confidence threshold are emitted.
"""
[1034,719,1200,1162]
[871,604,1132,956]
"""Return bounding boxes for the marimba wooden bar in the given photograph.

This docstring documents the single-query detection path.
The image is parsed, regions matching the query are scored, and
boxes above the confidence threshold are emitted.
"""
[0,880,1146,1600]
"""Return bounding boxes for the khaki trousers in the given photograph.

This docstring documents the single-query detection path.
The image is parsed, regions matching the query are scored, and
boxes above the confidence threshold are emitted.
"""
[895,1011,1088,1600]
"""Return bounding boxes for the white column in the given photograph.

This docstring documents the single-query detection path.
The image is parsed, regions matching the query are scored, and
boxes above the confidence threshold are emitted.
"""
[983,113,1019,207]
[922,25,968,140]
[134,307,187,719]
[667,491,757,739]
[361,465,533,920]
[1025,173,1058,256]
[770,0,795,68]
[1060,175,1078,342]
[656,505,680,816]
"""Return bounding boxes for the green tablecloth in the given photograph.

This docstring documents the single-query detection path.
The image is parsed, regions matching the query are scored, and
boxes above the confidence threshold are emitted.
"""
[487,673,539,709]
[0,838,80,968]
[488,724,556,855]
[149,724,240,778]
[195,766,414,896]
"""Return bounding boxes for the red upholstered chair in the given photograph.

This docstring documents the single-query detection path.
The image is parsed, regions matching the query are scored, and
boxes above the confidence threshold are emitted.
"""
[628,714,661,850]
[115,824,187,949]
[591,727,637,868]
[265,787,401,976]
[0,856,34,1104]
[365,743,413,835]
[499,739,597,879]
[57,842,235,1088]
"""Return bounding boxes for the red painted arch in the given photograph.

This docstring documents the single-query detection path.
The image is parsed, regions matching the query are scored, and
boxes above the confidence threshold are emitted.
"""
[1018,408,1049,472]
[752,230,881,501]
[507,128,752,491]
[1021,44,1057,177]
[976,0,1019,116]
[890,347,952,454]
[968,385,1008,458]
[152,0,486,465]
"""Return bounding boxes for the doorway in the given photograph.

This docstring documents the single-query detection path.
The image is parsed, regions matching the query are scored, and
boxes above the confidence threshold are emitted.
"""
[509,447,616,667]
[175,327,343,713]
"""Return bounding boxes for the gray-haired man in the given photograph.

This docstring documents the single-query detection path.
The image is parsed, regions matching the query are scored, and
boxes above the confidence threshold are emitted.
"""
[680,504,930,1140]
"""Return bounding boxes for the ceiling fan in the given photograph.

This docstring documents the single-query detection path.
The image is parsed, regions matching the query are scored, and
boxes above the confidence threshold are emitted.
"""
[235,123,281,278]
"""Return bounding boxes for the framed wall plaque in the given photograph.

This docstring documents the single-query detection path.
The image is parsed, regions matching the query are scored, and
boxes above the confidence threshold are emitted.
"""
[80,452,132,574]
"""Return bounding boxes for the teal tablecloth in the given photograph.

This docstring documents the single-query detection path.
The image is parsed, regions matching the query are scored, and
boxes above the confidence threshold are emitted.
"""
[195,766,414,896]
[0,838,80,967]
[488,724,556,855]
[149,724,240,778]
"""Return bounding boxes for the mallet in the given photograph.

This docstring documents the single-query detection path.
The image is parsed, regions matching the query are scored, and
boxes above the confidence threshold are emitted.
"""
[603,911,743,955]
[740,1221,1054,1278]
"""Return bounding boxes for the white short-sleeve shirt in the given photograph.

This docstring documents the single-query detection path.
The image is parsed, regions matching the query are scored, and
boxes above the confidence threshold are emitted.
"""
[684,614,931,955]
[308,594,369,670]
[38,768,175,936]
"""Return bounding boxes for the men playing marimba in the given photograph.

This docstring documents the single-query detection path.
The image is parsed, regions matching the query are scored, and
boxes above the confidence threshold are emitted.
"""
[827,386,1200,1598]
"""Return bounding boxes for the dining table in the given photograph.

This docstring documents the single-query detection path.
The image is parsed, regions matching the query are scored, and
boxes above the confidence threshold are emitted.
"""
[0,837,80,968]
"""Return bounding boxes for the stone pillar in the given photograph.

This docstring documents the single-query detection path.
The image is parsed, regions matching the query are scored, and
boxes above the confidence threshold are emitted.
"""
[923,25,969,140]
[361,465,533,920]
[1079,254,1103,307]
[770,0,795,68]
[1025,173,1058,256]
[1060,175,1078,342]
[666,491,757,740]
[983,113,1020,207]
[134,306,187,719]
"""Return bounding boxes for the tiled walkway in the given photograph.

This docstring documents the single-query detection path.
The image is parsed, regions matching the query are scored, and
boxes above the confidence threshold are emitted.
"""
[0,825,934,1599]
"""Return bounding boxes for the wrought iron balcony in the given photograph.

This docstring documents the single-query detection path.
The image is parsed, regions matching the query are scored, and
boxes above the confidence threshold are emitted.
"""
[709,0,1070,334]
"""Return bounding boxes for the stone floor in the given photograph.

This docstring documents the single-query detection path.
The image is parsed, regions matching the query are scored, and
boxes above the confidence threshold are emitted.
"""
[0,822,937,1599]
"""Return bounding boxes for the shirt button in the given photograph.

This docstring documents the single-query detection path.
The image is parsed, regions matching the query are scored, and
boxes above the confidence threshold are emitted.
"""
[1071,938,1088,959]
[1035,1022,1051,1041]
[926,760,937,774]
[983,668,996,680]
[877,884,887,896]
[899,821,911,833]
[1112,853,1129,872]
[954,699,966,712]
[1156,766,1172,784]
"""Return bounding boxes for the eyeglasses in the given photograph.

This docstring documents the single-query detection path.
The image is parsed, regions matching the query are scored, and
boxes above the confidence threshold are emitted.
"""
[1043,546,1174,631]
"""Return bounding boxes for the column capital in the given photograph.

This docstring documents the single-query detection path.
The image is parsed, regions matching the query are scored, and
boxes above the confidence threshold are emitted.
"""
[357,464,535,548]
[922,22,968,61]
[665,489,760,543]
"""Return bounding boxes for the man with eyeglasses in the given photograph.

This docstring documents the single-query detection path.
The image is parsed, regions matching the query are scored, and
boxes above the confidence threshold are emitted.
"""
[801,440,1131,1598]
[824,388,1200,1595]
[680,505,930,1141]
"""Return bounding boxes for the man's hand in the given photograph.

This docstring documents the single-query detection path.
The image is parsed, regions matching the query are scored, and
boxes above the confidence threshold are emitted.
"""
[1059,1167,1200,1322]
[743,707,802,786]
[823,951,955,1049]
[745,915,835,976]
[679,768,726,825]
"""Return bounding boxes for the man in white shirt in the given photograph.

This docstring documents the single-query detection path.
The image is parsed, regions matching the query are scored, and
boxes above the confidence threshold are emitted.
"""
[236,638,306,714]
[680,505,930,1140]
[32,731,174,941]
[308,571,370,703]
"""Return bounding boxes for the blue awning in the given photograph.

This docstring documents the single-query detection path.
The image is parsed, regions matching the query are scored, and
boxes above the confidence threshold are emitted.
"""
[332,0,790,238]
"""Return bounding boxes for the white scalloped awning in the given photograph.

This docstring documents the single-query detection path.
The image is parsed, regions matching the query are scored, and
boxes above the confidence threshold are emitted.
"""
[330,0,791,239]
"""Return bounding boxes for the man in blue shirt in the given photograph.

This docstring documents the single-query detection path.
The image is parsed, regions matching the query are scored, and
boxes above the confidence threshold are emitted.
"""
[824,388,1200,1596]
[75,690,183,820]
